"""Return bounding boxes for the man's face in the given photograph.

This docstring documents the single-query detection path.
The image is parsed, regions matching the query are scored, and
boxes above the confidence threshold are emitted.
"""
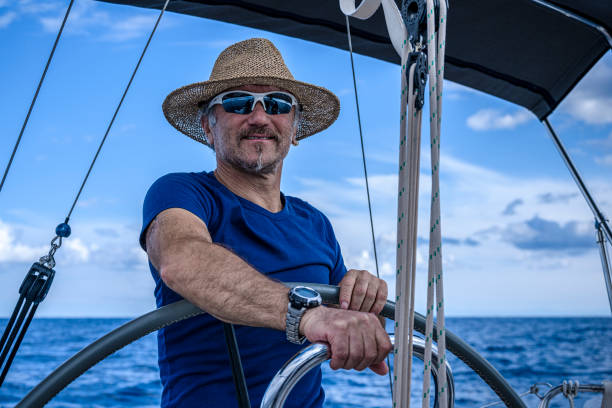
[202,84,297,175]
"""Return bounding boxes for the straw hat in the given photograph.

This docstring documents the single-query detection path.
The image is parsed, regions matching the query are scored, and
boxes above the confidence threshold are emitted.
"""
[162,38,340,146]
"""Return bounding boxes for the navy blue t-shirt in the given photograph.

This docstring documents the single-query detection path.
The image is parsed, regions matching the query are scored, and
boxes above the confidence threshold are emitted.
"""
[140,171,347,408]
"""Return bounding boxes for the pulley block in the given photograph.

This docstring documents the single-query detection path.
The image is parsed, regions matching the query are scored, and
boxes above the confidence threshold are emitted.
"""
[407,51,428,110]
[401,0,441,47]
[19,263,56,305]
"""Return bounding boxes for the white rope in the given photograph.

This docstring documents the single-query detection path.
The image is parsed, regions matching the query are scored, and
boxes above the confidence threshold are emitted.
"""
[339,0,407,56]
[394,48,421,407]
[562,380,579,408]
[339,2,447,406]
[422,1,448,407]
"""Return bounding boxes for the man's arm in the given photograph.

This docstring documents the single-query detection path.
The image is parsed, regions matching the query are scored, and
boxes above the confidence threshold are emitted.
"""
[146,207,287,329]
[146,207,392,374]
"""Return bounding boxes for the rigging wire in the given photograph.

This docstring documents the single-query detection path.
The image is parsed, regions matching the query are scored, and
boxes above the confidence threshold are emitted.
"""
[0,0,75,195]
[65,0,170,220]
[59,2,253,404]
[0,0,172,389]
[344,15,394,398]
[344,17,381,280]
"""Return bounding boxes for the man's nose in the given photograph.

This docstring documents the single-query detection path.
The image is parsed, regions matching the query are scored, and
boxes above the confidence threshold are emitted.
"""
[247,102,271,125]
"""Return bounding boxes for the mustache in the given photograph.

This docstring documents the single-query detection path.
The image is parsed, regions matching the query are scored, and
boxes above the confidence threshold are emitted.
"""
[239,126,279,140]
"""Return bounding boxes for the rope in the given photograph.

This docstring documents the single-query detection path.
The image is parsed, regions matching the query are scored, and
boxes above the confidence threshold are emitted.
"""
[562,380,579,408]
[344,16,394,398]
[394,37,419,407]
[340,2,449,406]
[0,0,75,194]
[422,1,447,407]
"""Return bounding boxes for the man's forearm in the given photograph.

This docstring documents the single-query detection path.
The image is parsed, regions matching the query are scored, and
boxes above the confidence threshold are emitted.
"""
[161,240,288,330]
[147,208,288,331]
[160,243,288,330]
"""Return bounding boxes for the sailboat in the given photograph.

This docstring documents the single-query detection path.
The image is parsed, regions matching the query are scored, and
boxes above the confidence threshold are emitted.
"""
[0,0,610,406]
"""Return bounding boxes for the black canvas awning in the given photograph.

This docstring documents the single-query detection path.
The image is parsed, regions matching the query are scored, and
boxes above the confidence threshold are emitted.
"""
[99,0,611,119]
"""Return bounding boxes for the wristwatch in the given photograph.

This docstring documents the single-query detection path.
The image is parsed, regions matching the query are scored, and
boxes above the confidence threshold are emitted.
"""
[286,286,322,344]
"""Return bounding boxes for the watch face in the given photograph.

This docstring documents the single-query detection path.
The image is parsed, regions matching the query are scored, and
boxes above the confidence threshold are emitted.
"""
[290,286,321,308]
[295,287,318,298]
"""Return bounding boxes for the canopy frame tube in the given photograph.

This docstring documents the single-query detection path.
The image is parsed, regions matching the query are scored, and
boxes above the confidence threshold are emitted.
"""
[529,0,612,49]
[542,118,612,315]
[542,118,611,243]
[596,222,612,314]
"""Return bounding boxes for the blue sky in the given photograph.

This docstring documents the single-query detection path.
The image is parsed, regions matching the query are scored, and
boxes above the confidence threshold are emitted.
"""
[0,0,611,317]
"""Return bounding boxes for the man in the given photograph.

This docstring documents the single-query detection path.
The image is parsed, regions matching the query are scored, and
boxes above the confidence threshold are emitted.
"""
[140,38,392,407]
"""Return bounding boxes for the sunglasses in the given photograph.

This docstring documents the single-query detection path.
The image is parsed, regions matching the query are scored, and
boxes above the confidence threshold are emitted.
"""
[207,90,298,115]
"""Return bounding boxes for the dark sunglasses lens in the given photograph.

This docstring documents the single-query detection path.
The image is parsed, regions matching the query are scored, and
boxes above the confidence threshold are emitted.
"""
[263,93,293,114]
[221,93,254,114]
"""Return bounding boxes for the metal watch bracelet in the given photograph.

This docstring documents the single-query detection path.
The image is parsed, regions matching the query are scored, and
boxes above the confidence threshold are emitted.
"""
[286,303,307,344]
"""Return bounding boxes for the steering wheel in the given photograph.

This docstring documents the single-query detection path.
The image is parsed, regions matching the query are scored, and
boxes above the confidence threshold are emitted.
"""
[16,283,526,408]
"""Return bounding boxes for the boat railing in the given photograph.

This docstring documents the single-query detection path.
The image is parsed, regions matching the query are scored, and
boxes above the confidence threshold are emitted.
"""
[261,334,455,408]
[537,381,607,408]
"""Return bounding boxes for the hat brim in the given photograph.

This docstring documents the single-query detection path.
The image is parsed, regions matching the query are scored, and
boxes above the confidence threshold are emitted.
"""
[162,76,340,146]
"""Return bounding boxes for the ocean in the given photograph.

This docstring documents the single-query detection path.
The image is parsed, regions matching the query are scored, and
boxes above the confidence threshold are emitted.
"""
[1,317,610,407]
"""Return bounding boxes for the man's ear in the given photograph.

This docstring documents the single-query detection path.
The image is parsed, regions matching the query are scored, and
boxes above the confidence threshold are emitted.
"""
[291,110,300,146]
[200,114,214,146]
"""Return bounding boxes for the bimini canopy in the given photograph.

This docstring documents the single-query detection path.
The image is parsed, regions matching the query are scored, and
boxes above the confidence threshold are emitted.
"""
[99,0,611,120]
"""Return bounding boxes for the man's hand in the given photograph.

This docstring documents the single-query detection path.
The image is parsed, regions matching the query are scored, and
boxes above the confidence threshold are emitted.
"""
[338,269,388,315]
[300,306,392,375]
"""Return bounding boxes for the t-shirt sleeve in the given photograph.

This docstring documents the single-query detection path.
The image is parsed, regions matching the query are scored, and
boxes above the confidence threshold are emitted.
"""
[320,213,347,285]
[139,173,213,251]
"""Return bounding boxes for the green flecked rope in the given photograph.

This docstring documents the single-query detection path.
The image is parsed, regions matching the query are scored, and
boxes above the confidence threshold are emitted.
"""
[421,1,448,407]
[393,36,420,407]
[394,31,435,406]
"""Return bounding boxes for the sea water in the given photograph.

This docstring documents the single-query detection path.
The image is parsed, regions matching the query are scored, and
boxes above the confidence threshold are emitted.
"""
[0,317,610,407]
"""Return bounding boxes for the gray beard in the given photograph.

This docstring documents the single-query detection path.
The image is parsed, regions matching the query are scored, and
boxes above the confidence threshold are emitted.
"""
[225,144,279,175]
[214,126,287,175]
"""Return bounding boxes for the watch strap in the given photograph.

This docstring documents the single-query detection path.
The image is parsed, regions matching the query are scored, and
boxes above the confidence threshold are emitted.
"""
[286,303,307,344]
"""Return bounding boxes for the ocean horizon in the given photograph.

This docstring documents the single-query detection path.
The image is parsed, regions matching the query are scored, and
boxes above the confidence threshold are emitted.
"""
[1,317,611,407]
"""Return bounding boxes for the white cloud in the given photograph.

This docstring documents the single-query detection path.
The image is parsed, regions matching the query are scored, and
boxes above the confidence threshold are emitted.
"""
[0,218,146,268]
[466,108,532,131]
[38,14,62,32]
[595,154,612,166]
[0,0,61,30]
[0,11,16,28]
[443,80,478,96]
[20,1,59,14]
[12,0,159,42]
[76,197,117,208]
[64,238,90,262]
[77,198,99,208]
[288,152,612,315]
[100,14,157,42]
[442,80,483,101]
[0,218,154,316]
[559,57,612,124]
[0,221,47,262]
